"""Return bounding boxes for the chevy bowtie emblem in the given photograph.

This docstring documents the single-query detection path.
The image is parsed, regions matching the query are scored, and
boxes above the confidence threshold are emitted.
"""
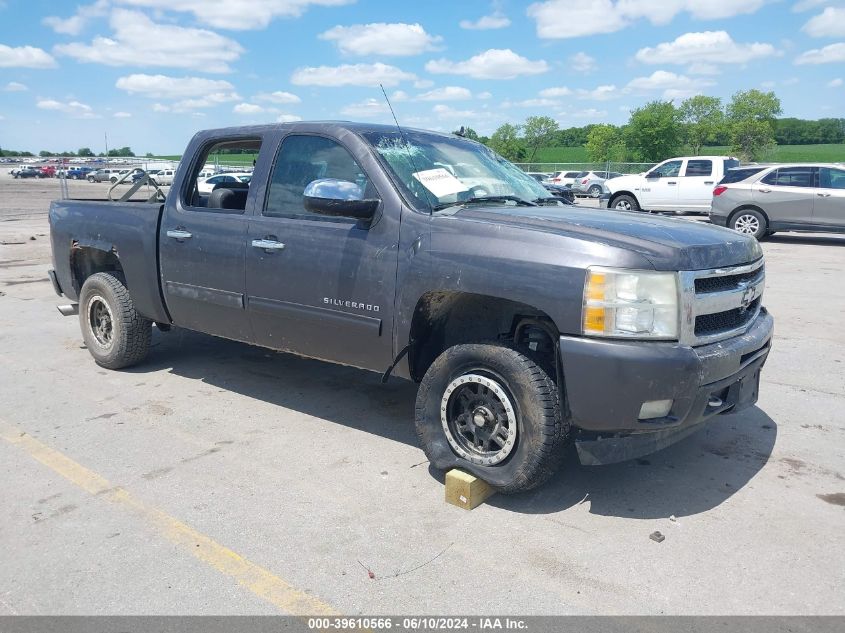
[739,286,756,314]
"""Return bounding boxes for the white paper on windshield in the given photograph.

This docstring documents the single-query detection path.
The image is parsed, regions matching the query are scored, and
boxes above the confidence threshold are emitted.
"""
[412,168,469,198]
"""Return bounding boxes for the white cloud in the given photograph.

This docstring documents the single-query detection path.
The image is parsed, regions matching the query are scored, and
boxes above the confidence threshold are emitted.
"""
[43,0,109,36]
[413,79,434,89]
[0,44,56,68]
[291,62,416,86]
[152,103,170,112]
[113,111,132,118]
[172,94,242,111]
[527,0,766,39]
[277,114,302,122]
[425,49,549,80]
[4,81,28,92]
[635,31,778,67]
[828,78,843,87]
[576,85,618,101]
[114,0,355,30]
[416,86,472,101]
[234,103,265,114]
[795,42,845,64]
[539,86,571,97]
[569,108,608,119]
[569,52,597,73]
[37,98,98,119]
[802,8,845,37]
[253,90,301,104]
[459,12,511,30]
[624,70,715,99]
[432,104,481,120]
[340,98,389,118]
[55,9,244,73]
[319,23,442,56]
[477,91,492,99]
[389,90,409,102]
[115,74,238,100]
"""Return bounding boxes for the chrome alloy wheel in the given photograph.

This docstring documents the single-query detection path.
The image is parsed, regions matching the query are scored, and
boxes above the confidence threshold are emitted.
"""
[440,373,518,465]
[87,295,114,349]
[734,213,760,235]
[614,199,633,211]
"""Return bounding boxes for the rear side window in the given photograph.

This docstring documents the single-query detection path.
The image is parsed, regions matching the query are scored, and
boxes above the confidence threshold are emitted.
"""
[264,135,372,219]
[719,167,765,184]
[819,167,845,189]
[184,137,262,212]
[761,167,816,188]
[685,159,713,176]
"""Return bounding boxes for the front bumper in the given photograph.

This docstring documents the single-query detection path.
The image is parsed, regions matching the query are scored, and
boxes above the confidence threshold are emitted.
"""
[559,309,773,464]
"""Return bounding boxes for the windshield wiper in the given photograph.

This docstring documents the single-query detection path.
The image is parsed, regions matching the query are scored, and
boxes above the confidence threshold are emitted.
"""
[433,195,538,211]
[532,196,564,205]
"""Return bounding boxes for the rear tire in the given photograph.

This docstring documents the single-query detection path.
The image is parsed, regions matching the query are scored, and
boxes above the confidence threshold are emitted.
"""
[79,272,151,369]
[415,343,569,494]
[730,208,767,240]
[588,185,602,198]
[611,194,640,212]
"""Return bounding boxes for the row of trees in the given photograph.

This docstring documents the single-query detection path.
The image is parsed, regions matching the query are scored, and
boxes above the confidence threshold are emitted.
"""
[479,90,844,163]
[0,146,141,158]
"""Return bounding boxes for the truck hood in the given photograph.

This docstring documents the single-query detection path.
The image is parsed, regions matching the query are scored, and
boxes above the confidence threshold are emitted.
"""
[605,174,643,193]
[448,205,762,271]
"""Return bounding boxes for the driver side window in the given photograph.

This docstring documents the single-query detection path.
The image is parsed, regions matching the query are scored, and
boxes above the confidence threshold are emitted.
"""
[650,160,682,178]
[264,135,371,219]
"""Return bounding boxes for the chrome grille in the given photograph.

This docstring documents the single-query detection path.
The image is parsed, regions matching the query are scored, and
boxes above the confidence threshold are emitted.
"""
[679,259,765,346]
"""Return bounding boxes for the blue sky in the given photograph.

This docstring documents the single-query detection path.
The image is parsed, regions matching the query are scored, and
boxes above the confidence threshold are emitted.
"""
[1,0,844,154]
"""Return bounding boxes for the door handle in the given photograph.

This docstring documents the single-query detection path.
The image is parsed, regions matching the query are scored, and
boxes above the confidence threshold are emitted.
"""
[251,239,286,251]
[817,192,832,197]
[758,188,771,193]
[166,229,192,240]
[704,181,714,185]
[667,181,677,185]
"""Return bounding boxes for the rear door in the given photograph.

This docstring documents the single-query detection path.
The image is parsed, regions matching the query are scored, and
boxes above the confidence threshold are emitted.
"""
[159,134,266,343]
[752,166,816,225]
[814,167,845,227]
[245,133,399,371]
[677,158,716,211]
[640,159,682,210]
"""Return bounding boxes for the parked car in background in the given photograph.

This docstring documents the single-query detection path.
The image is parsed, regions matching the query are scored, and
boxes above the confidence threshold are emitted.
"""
[606,156,740,214]
[542,183,575,204]
[13,166,39,178]
[550,171,584,187]
[88,168,124,183]
[38,165,57,178]
[154,168,178,186]
[571,171,623,198]
[66,167,95,180]
[131,169,161,184]
[710,163,845,239]
[196,172,252,194]
[525,172,552,183]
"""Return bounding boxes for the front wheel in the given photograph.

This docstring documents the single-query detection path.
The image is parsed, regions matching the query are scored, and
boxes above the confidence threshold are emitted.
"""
[611,194,640,212]
[730,209,767,240]
[87,176,95,182]
[79,272,151,369]
[415,344,569,493]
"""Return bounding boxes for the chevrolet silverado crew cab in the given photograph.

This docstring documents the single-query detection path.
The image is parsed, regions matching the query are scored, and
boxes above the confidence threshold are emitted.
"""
[606,156,740,214]
[48,123,772,493]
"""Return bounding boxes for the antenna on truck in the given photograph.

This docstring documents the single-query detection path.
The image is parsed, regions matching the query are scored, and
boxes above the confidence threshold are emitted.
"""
[379,84,433,215]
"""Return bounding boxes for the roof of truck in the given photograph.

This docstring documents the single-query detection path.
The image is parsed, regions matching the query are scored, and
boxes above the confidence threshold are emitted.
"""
[193,121,465,139]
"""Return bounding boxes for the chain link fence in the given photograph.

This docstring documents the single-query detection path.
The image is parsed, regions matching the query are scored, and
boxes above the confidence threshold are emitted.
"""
[515,162,655,176]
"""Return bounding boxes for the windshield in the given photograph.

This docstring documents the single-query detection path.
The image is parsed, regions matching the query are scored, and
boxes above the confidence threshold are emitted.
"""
[360,129,553,211]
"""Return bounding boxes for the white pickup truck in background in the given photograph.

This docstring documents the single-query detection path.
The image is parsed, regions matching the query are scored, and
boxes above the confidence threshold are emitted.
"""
[605,156,740,214]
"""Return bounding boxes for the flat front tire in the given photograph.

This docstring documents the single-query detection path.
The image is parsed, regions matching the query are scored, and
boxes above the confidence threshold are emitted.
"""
[415,343,569,493]
[79,272,151,369]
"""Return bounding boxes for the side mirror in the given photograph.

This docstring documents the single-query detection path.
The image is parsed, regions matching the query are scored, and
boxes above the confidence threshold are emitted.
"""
[303,178,379,221]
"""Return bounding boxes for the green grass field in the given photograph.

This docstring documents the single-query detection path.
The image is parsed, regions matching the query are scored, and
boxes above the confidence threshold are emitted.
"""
[531,143,844,165]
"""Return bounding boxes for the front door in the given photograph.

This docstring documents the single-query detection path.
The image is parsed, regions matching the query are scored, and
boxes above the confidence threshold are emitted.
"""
[752,166,816,225]
[640,159,682,210]
[815,166,845,228]
[245,133,399,371]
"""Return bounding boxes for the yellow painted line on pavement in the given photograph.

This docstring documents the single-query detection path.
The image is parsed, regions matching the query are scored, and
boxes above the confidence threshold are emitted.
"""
[0,421,339,616]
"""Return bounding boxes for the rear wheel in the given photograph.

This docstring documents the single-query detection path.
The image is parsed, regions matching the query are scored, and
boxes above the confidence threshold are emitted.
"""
[415,343,569,493]
[588,185,602,198]
[611,194,640,212]
[87,176,95,182]
[79,272,151,369]
[730,208,767,240]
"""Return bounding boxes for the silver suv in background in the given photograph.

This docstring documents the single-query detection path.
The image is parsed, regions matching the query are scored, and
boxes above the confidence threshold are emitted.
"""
[710,164,845,239]
[571,171,623,198]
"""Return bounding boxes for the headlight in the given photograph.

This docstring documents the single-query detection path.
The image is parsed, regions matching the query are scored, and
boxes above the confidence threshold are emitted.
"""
[582,267,679,339]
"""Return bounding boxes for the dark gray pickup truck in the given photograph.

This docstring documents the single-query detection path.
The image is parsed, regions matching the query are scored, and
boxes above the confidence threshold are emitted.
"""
[48,122,773,492]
